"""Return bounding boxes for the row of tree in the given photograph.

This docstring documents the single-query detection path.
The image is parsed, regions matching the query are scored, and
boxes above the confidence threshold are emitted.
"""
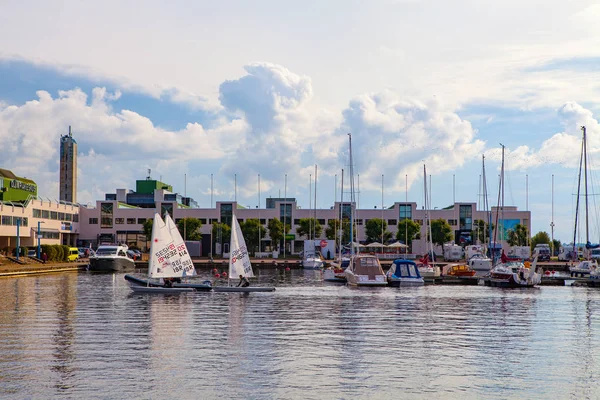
[142,217,557,252]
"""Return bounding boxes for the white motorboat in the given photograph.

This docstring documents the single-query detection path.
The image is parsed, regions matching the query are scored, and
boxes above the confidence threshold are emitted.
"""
[344,254,387,286]
[89,244,135,272]
[570,260,598,277]
[386,259,424,286]
[468,253,493,277]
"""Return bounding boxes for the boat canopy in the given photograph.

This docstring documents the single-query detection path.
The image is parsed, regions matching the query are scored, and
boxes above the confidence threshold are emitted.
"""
[351,255,384,275]
[389,259,421,278]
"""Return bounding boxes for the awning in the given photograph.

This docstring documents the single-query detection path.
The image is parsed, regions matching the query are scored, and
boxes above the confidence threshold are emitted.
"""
[31,227,60,233]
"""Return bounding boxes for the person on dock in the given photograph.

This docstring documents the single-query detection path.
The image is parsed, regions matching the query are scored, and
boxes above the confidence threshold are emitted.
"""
[42,252,47,264]
[237,275,250,287]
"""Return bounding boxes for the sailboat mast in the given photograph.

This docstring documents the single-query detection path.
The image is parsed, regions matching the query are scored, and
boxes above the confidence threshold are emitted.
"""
[583,126,590,244]
[339,168,344,262]
[482,155,491,250]
[314,164,318,244]
[348,133,355,255]
[574,129,585,257]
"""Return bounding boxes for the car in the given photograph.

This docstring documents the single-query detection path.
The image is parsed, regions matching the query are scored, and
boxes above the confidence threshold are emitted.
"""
[27,249,37,257]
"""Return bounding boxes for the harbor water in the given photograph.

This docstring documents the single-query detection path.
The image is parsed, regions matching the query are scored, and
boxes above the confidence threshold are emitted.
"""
[1,268,599,399]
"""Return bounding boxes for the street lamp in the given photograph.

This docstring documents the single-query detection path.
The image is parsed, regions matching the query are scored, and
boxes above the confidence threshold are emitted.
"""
[37,221,45,259]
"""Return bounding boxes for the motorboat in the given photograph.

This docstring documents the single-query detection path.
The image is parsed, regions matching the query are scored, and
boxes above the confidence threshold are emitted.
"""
[302,252,325,269]
[323,257,350,282]
[486,259,542,288]
[344,254,387,286]
[386,259,424,287]
[467,253,493,277]
[89,244,135,272]
[416,254,440,280]
[569,260,598,277]
[444,264,476,277]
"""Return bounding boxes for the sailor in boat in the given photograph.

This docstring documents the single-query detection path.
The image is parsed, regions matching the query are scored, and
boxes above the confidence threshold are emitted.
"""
[237,275,250,287]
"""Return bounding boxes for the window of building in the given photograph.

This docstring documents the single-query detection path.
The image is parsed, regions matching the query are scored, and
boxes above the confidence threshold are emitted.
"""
[459,205,472,230]
[127,218,136,224]
[280,203,292,228]
[448,219,457,226]
[33,209,41,218]
[220,203,233,226]
[65,213,72,221]
[414,219,423,225]
[210,218,219,224]
[340,203,352,220]
[161,203,173,220]
[115,218,125,224]
[199,219,207,224]
[388,219,397,226]
[101,203,113,228]
[42,210,50,219]
[137,218,146,224]
[1,216,11,225]
[356,219,363,225]
[399,204,412,220]
[259,219,266,225]
[50,211,58,220]
[175,219,182,224]
[58,212,65,220]
[73,214,79,222]
[89,218,98,224]
[294,219,300,225]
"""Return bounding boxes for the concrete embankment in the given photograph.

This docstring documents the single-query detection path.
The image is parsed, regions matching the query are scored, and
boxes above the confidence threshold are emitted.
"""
[0,261,87,277]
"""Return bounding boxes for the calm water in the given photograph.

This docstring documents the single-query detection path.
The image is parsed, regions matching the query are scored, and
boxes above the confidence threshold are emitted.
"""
[1,269,599,399]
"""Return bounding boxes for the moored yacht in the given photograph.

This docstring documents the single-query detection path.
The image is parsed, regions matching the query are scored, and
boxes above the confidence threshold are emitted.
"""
[486,259,542,288]
[570,260,598,277]
[468,253,493,277]
[344,254,387,286]
[89,244,135,272]
[386,259,424,286]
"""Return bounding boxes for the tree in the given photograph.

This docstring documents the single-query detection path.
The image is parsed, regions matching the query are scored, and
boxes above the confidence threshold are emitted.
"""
[296,218,322,239]
[507,223,528,246]
[325,219,341,240]
[267,218,284,250]
[430,218,453,248]
[212,222,231,252]
[473,219,493,243]
[341,218,355,244]
[552,239,561,256]
[365,218,392,243]
[143,219,153,241]
[176,218,202,241]
[396,219,421,247]
[530,231,551,249]
[241,219,267,255]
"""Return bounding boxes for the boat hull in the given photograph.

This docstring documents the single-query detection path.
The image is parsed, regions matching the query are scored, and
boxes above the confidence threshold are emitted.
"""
[485,273,538,288]
[131,285,194,293]
[345,273,388,286]
[212,286,276,292]
[89,257,135,272]
[387,277,424,287]
[124,274,213,291]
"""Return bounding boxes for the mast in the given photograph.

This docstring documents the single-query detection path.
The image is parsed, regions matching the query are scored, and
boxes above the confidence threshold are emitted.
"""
[424,164,433,259]
[348,133,355,255]
[339,169,344,262]
[482,155,492,251]
[583,126,590,245]
[314,164,318,244]
[573,128,584,258]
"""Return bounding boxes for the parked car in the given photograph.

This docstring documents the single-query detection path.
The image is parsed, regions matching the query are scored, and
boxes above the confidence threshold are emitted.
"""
[27,249,37,257]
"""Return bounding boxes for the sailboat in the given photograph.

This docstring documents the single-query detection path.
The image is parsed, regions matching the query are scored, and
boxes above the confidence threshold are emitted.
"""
[568,126,600,279]
[487,145,542,288]
[303,165,325,270]
[417,164,441,280]
[213,214,276,292]
[343,133,388,287]
[468,155,493,277]
[324,169,349,283]
[127,213,205,293]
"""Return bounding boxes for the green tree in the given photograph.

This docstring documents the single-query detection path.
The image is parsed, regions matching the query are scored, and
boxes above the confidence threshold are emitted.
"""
[507,223,528,246]
[530,231,551,249]
[143,219,153,241]
[177,217,202,241]
[212,222,231,252]
[341,219,356,244]
[325,219,341,240]
[552,239,561,256]
[241,219,267,254]
[396,219,421,247]
[365,218,392,243]
[267,218,285,250]
[474,219,493,243]
[296,218,322,239]
[430,218,453,248]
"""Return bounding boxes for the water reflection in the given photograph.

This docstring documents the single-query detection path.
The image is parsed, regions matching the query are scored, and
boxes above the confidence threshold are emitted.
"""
[1,271,600,399]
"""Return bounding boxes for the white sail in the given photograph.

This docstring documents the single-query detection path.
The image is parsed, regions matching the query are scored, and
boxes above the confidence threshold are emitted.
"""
[165,214,196,277]
[229,215,254,278]
[148,213,175,278]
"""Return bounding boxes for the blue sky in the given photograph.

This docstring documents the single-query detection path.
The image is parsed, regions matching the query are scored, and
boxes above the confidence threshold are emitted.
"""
[2,0,600,244]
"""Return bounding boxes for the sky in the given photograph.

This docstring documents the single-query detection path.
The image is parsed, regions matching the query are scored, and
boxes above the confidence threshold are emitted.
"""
[2,0,600,244]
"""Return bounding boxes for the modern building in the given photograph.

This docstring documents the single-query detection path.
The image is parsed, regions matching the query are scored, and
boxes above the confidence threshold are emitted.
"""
[0,168,80,251]
[59,126,77,204]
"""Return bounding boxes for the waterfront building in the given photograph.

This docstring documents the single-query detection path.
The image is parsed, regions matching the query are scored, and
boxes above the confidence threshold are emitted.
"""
[0,168,80,251]
[59,126,77,204]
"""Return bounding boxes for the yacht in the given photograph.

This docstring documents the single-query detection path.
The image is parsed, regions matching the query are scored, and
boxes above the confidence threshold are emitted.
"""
[88,244,136,272]
[468,253,493,277]
[570,260,598,277]
[386,259,424,286]
[344,254,387,286]
[486,259,542,288]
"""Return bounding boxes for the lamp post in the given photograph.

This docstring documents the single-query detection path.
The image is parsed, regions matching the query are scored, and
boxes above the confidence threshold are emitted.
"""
[37,221,44,259]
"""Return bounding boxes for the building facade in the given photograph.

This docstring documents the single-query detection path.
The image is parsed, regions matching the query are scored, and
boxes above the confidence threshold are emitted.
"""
[59,127,77,204]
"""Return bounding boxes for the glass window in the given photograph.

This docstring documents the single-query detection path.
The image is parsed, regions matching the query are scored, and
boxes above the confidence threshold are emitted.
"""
[161,203,173,219]
[399,204,412,220]
[137,218,146,224]
[33,209,41,218]
[280,203,292,227]
[89,218,98,224]
[459,205,472,230]
[0,216,9,225]
[42,210,49,219]
[65,213,72,221]
[50,211,58,220]
[101,203,114,228]
[448,219,457,226]
[388,219,397,226]
[115,218,125,224]
[127,218,136,224]
[73,214,79,222]
[220,203,233,226]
